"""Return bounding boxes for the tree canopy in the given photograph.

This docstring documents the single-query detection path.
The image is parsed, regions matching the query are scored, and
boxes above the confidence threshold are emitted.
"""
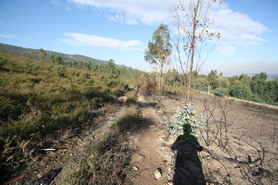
[145,23,172,92]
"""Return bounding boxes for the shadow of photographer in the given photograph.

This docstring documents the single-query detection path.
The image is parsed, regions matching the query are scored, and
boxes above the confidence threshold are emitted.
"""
[171,124,205,185]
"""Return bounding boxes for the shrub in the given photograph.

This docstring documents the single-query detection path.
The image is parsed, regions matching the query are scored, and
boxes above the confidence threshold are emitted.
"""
[165,104,205,145]
[111,105,140,132]
[57,67,67,78]
[91,97,103,108]
[141,78,156,96]
[0,58,7,70]
[196,78,208,91]
[126,90,138,104]
[82,72,91,79]
[66,133,133,185]
[214,87,229,95]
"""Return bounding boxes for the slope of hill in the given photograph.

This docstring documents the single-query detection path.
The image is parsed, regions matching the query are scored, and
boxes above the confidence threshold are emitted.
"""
[0,51,128,182]
[0,43,108,65]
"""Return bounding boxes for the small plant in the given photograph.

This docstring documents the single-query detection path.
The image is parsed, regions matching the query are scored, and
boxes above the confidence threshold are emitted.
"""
[65,133,133,184]
[57,67,67,78]
[82,72,90,79]
[126,90,138,104]
[166,104,205,145]
[0,58,7,70]
[111,105,140,133]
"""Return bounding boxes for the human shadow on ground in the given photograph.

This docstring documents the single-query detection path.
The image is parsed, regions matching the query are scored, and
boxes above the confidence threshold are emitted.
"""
[171,137,206,185]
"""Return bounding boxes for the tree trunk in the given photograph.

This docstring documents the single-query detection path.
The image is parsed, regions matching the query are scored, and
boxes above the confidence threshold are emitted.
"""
[186,55,194,103]
[186,4,198,103]
[159,62,163,94]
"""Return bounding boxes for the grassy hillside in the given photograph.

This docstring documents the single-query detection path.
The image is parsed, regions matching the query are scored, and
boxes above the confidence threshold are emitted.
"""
[0,43,108,65]
[0,52,128,179]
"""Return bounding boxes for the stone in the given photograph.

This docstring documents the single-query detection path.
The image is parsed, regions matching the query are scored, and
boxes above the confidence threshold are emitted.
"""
[154,168,162,180]
[132,166,139,171]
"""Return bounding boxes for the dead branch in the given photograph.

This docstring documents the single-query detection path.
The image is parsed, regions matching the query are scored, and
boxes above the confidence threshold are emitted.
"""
[201,146,261,165]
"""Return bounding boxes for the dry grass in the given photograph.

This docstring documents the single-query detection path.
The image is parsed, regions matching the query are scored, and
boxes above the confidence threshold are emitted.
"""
[0,52,127,182]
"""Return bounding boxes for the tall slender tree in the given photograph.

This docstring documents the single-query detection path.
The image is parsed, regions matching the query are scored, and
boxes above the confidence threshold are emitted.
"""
[145,24,172,93]
[171,0,222,102]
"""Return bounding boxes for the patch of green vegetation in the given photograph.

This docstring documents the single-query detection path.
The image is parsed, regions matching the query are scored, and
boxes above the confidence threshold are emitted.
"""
[111,105,141,133]
[64,103,142,184]
[64,132,133,185]
[125,90,138,104]
[0,52,127,180]
[166,104,203,146]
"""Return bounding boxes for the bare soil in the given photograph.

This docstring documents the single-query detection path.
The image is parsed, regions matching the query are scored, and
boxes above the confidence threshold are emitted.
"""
[193,94,278,184]
[6,92,278,185]
[129,93,278,185]
[129,95,176,185]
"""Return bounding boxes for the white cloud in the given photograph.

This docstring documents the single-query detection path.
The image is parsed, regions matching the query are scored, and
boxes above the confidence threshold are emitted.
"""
[61,0,268,56]
[215,9,268,47]
[106,14,138,25]
[61,32,144,51]
[0,34,15,38]
[67,0,171,25]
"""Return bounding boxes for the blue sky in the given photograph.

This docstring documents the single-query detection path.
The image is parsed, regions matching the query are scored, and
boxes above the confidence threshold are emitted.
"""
[0,0,278,76]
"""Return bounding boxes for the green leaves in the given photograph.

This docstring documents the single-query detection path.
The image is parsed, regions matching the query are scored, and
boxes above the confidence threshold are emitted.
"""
[166,104,206,145]
[144,23,172,65]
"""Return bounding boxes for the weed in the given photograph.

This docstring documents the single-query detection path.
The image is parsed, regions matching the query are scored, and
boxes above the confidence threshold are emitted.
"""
[126,90,138,104]
[65,133,133,185]
[111,105,141,133]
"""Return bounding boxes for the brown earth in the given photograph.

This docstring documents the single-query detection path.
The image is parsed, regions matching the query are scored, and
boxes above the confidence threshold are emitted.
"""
[129,95,176,185]
[6,92,278,185]
[129,93,278,185]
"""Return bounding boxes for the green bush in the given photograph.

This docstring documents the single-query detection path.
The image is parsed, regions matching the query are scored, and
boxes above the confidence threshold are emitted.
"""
[126,90,138,104]
[0,58,7,70]
[214,87,229,95]
[57,67,67,78]
[111,105,140,133]
[196,78,208,92]
[165,104,205,145]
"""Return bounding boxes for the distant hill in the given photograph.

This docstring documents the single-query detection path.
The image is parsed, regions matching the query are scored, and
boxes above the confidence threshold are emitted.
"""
[0,43,109,65]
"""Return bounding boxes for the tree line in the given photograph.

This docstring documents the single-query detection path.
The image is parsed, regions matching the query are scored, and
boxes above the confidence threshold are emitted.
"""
[39,48,144,79]
[163,69,278,105]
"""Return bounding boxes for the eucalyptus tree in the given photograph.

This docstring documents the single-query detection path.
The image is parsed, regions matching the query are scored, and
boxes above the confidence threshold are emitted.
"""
[145,23,172,93]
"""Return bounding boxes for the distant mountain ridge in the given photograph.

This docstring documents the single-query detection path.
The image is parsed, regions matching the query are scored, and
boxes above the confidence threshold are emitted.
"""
[0,43,109,65]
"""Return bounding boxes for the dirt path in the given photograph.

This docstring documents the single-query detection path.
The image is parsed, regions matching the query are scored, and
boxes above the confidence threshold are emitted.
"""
[51,96,128,184]
[129,95,176,185]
